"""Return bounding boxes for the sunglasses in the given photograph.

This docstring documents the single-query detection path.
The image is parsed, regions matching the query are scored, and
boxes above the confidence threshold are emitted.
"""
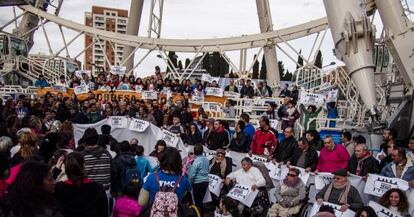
[287,173,297,177]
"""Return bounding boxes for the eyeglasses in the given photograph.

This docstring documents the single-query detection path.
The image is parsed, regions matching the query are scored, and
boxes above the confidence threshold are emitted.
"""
[287,173,297,177]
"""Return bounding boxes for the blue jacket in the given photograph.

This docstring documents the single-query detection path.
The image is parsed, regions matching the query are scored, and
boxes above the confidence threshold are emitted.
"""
[35,79,49,87]
[187,155,209,185]
[244,123,256,147]
[135,156,154,180]
[380,160,414,182]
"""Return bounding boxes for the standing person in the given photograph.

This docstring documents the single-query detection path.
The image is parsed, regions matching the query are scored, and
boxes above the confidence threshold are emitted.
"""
[54,152,108,217]
[315,135,350,173]
[249,116,277,157]
[224,80,239,93]
[300,104,322,132]
[135,145,154,181]
[113,182,142,217]
[378,188,410,217]
[407,137,414,162]
[272,127,297,163]
[35,74,49,87]
[149,140,167,160]
[209,120,230,150]
[0,161,61,217]
[230,121,250,153]
[306,130,323,151]
[279,84,291,98]
[240,113,255,148]
[111,141,138,197]
[209,149,233,179]
[380,146,414,183]
[347,144,380,178]
[355,207,378,217]
[341,131,355,157]
[188,144,210,215]
[281,100,300,131]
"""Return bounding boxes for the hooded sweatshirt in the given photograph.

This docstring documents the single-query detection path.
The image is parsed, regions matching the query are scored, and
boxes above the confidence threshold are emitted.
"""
[111,152,137,194]
[81,146,112,191]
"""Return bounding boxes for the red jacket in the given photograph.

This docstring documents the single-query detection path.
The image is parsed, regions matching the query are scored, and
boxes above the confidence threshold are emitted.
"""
[250,128,277,155]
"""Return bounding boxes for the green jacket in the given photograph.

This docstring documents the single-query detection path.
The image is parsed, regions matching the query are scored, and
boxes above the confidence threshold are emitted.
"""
[300,104,322,131]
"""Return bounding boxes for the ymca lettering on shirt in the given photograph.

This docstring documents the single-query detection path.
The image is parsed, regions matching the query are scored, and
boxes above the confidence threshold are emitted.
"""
[158,180,180,188]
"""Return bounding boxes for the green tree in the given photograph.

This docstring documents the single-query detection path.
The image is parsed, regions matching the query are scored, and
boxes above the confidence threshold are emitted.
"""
[178,60,183,70]
[252,54,259,79]
[166,51,178,72]
[296,49,303,69]
[260,55,267,80]
[185,58,191,68]
[211,52,221,77]
[278,61,286,80]
[314,50,323,68]
[202,52,210,73]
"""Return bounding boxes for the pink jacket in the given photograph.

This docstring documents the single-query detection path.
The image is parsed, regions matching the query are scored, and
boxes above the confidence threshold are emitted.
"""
[316,144,350,173]
[113,196,142,217]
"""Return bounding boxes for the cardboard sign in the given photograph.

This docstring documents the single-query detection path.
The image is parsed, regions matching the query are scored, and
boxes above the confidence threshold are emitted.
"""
[208,174,224,197]
[201,74,220,83]
[227,184,259,207]
[309,202,355,217]
[368,201,403,217]
[364,174,409,197]
[129,119,150,132]
[110,116,128,129]
[159,129,179,147]
[142,91,158,100]
[298,92,325,107]
[205,87,224,97]
[224,91,240,99]
[110,66,127,75]
[74,85,89,95]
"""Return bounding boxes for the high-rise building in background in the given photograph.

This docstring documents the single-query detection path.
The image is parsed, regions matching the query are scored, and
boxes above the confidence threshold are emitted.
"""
[84,6,128,75]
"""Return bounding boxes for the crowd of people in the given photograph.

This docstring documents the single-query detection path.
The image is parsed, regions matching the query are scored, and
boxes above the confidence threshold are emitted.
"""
[0,68,412,217]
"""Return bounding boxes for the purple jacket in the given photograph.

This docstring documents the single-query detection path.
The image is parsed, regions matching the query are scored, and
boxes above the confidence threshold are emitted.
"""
[113,196,142,217]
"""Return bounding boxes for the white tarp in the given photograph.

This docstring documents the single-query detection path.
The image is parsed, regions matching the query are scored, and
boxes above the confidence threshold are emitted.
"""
[364,173,409,197]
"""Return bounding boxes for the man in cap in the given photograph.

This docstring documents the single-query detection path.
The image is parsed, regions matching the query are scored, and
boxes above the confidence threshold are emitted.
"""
[316,169,363,212]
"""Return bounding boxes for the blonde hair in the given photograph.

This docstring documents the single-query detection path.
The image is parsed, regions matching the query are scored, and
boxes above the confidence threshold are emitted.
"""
[18,131,38,159]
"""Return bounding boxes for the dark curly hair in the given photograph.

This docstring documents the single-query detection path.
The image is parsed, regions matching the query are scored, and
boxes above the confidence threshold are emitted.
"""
[378,188,408,213]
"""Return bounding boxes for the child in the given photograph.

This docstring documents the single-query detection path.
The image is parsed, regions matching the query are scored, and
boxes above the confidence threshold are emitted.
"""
[113,182,142,217]
[214,197,238,217]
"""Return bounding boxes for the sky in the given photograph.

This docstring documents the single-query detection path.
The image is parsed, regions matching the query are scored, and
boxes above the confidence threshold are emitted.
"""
[0,0,413,77]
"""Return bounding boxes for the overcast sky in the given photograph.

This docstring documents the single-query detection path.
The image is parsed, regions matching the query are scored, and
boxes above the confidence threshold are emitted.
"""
[1,0,413,77]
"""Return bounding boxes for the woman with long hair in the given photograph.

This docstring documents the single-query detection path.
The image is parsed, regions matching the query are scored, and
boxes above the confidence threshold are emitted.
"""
[10,131,38,166]
[186,123,202,146]
[0,161,61,217]
[54,152,108,217]
[354,206,378,217]
[378,188,409,216]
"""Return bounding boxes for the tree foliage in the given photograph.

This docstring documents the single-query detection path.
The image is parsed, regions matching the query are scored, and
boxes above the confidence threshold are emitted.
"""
[260,55,267,80]
[252,55,259,79]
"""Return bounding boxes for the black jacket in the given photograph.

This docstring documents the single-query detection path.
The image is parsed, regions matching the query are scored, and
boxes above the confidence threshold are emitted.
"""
[347,155,380,176]
[186,132,202,146]
[224,85,239,93]
[273,136,297,163]
[208,130,230,150]
[230,131,249,153]
[111,152,137,194]
[209,157,233,179]
[289,147,319,171]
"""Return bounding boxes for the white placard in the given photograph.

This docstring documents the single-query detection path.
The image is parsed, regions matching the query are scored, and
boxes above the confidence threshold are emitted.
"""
[201,74,220,83]
[270,119,278,129]
[205,87,224,97]
[74,85,89,95]
[74,70,91,78]
[298,92,325,107]
[278,166,310,185]
[246,154,268,163]
[224,91,241,99]
[227,184,259,207]
[315,173,334,190]
[159,129,179,147]
[52,85,67,93]
[110,66,127,75]
[364,173,409,197]
[110,116,128,129]
[203,188,212,203]
[326,89,339,103]
[129,119,150,132]
[208,174,224,197]
[368,201,403,217]
[142,91,158,100]
[206,150,217,161]
[269,164,287,180]
[309,202,355,217]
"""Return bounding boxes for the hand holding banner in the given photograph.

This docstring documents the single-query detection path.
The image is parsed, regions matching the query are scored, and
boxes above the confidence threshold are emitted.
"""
[205,87,224,97]
[74,85,89,95]
[364,174,409,197]
[368,201,403,217]
[315,173,334,190]
[208,174,224,197]
[129,119,150,132]
[142,91,158,100]
[201,74,220,83]
[227,184,259,207]
[298,92,325,107]
[159,129,179,147]
[111,66,127,75]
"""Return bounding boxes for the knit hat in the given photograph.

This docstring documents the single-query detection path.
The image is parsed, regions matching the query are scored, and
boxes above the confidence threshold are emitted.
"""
[332,169,348,177]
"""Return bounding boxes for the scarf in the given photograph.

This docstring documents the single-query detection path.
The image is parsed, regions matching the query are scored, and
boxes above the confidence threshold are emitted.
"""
[210,157,227,178]
[323,180,351,205]
[282,177,300,188]
[356,152,371,176]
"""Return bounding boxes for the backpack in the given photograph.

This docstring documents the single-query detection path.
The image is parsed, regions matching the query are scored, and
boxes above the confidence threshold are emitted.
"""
[122,166,142,190]
[150,173,182,217]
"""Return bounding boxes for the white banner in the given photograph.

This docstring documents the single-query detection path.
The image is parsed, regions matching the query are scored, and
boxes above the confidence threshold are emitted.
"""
[74,70,91,78]
[224,91,240,99]
[129,119,150,132]
[52,85,67,92]
[227,184,259,207]
[246,154,268,163]
[205,87,224,97]
[326,89,339,103]
[201,74,220,83]
[270,119,278,129]
[315,173,334,190]
[208,174,224,197]
[364,173,409,197]
[110,116,128,129]
[298,92,325,107]
[110,66,127,75]
[368,201,403,217]
[142,91,158,100]
[309,202,355,217]
[159,129,179,147]
[74,85,89,95]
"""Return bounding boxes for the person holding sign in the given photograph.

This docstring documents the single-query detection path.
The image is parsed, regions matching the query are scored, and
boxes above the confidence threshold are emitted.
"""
[288,137,319,172]
[378,188,410,217]
[315,135,350,173]
[347,144,380,179]
[224,80,239,93]
[209,149,233,179]
[316,169,363,212]
[300,104,322,132]
[268,168,306,217]
[249,116,277,157]
[380,146,414,185]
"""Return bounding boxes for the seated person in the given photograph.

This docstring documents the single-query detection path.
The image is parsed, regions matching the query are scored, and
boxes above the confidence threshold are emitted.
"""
[316,169,363,212]
[268,168,306,217]
[209,149,233,179]
[378,188,410,217]
[230,121,249,153]
[287,137,318,172]
[315,135,350,173]
[347,143,379,178]
[381,146,414,185]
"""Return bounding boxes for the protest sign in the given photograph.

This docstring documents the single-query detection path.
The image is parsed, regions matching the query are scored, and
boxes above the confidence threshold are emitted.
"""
[205,87,224,97]
[52,85,67,93]
[74,70,91,78]
[227,184,259,207]
[246,154,268,163]
[326,89,338,103]
[74,85,89,95]
[368,201,403,217]
[364,174,409,197]
[224,91,240,99]
[110,116,128,129]
[309,202,355,217]
[315,173,334,190]
[201,74,220,83]
[142,91,158,100]
[129,119,150,132]
[206,150,217,161]
[110,66,127,75]
[298,92,325,107]
[270,119,278,129]
[158,129,179,147]
[208,174,224,197]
